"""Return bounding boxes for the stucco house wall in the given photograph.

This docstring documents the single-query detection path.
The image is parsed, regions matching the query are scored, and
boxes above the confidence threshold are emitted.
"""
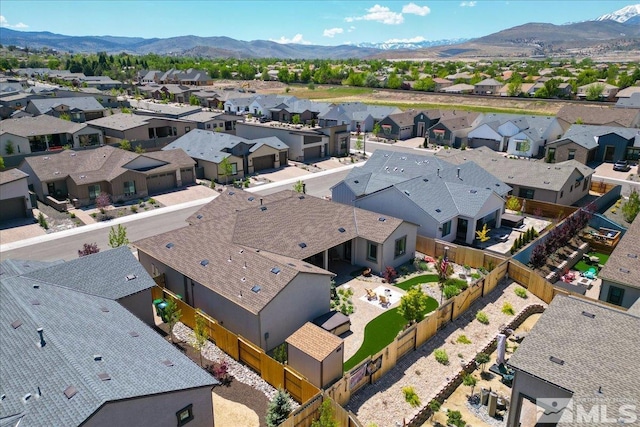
[260,273,331,351]
[546,140,593,164]
[118,288,154,326]
[83,386,214,427]
[599,280,640,309]
[0,133,30,156]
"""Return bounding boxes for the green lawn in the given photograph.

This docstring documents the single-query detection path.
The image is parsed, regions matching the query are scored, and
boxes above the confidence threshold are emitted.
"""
[344,297,438,371]
[573,252,610,273]
[395,274,439,291]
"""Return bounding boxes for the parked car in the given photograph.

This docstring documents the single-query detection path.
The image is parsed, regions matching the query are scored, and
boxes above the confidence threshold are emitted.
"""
[613,160,631,172]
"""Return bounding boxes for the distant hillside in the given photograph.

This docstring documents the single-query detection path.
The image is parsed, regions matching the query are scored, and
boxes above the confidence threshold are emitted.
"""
[376,20,640,59]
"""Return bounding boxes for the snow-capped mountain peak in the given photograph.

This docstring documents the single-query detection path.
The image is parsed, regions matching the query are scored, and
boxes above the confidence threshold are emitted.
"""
[595,4,640,23]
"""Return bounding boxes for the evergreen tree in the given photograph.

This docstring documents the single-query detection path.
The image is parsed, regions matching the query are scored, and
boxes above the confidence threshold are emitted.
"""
[266,389,292,427]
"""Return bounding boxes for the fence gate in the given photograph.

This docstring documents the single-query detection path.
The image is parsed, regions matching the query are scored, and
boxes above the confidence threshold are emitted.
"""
[396,328,416,359]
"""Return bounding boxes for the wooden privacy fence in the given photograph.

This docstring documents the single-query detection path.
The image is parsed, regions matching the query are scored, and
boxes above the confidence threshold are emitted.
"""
[509,196,578,220]
[280,393,363,427]
[153,286,320,404]
[416,235,505,271]
[590,180,618,195]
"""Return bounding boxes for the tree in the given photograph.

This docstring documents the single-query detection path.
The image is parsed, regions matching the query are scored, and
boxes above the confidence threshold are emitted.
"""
[189,94,200,106]
[119,139,132,151]
[475,224,491,243]
[506,196,521,211]
[586,83,605,101]
[266,389,293,427]
[192,313,209,366]
[398,285,429,324]
[507,81,522,97]
[475,352,490,372]
[463,373,477,399]
[78,242,100,257]
[135,145,145,154]
[292,114,300,125]
[429,400,441,421]
[355,134,363,152]
[372,122,381,137]
[273,343,287,363]
[219,157,233,185]
[311,399,338,427]
[164,298,182,344]
[622,190,640,223]
[108,224,129,248]
[95,192,111,211]
[0,156,4,169]
[5,140,15,155]
[293,180,305,193]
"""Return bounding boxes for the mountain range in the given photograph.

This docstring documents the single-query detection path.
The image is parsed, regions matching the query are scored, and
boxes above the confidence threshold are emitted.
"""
[1,4,639,59]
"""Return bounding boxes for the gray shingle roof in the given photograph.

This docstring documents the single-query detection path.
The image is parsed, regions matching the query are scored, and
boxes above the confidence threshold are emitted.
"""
[23,247,157,300]
[0,169,28,186]
[616,92,640,109]
[437,147,593,192]
[0,115,87,137]
[556,104,640,127]
[28,97,105,115]
[598,215,640,288]
[508,296,639,423]
[86,113,151,131]
[0,275,216,426]
[550,124,639,150]
[0,259,63,278]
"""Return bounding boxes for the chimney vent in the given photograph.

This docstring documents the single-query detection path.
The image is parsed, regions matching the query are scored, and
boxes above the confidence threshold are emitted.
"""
[457,168,461,178]
[260,198,263,205]
[437,168,440,177]
[37,328,46,348]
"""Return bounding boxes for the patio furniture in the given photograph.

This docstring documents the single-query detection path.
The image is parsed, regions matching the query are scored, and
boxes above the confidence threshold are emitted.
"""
[365,288,377,301]
[379,295,390,308]
[362,268,372,277]
[582,268,597,280]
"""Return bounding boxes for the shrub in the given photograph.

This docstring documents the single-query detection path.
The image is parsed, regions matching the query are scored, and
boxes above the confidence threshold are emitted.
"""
[382,266,397,283]
[447,410,465,427]
[273,343,287,364]
[471,272,481,280]
[130,205,138,213]
[90,212,97,218]
[148,198,156,205]
[445,277,468,291]
[476,311,489,324]
[514,287,528,298]
[502,302,515,315]
[418,261,429,271]
[457,335,471,344]
[434,349,449,365]
[69,212,76,218]
[402,386,421,408]
[443,285,460,299]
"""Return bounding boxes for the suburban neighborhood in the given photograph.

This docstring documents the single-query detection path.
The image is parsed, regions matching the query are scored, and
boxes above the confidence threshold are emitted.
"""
[2,3,640,427]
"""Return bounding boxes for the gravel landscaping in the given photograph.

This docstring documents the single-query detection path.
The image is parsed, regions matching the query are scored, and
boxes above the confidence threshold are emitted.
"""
[344,280,546,427]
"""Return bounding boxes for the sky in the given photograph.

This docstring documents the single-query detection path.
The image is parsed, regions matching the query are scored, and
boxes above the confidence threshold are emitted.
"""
[0,1,636,46]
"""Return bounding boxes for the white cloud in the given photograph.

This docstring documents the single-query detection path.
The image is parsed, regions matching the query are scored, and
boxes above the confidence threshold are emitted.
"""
[0,15,29,29]
[345,4,404,25]
[384,36,426,43]
[269,34,311,45]
[460,1,477,7]
[323,27,344,38]
[348,26,356,33]
[402,3,431,16]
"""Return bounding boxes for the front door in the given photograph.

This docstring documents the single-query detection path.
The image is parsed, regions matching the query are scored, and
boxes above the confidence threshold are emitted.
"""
[344,240,352,262]
[457,218,468,241]
[417,122,425,137]
[603,146,615,162]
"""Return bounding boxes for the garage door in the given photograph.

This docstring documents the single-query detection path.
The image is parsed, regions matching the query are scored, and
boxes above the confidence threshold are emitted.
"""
[147,173,176,194]
[469,138,501,150]
[304,146,322,161]
[181,168,195,185]
[399,127,412,140]
[0,197,26,222]
[279,151,288,166]
[252,154,275,171]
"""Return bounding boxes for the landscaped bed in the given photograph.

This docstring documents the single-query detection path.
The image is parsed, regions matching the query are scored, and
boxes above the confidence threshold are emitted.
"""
[394,274,439,291]
[573,252,609,273]
[344,297,438,371]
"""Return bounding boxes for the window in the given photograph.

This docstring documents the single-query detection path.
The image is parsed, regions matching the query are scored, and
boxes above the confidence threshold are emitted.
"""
[560,191,564,198]
[627,147,640,161]
[518,188,535,200]
[547,147,556,162]
[185,126,190,133]
[515,139,530,152]
[583,177,589,191]
[607,286,625,306]
[88,184,100,199]
[124,180,136,196]
[172,127,177,136]
[442,220,452,237]
[176,404,194,426]
[568,149,576,160]
[394,236,407,258]
[367,241,377,262]
[206,124,211,129]
[231,163,238,175]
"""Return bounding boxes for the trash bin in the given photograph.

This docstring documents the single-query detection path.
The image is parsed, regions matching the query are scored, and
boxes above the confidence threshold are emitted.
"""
[155,300,168,322]
[153,299,164,317]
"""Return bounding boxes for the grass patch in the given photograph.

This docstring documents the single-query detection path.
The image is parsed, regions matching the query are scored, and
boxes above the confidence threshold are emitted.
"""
[573,252,609,273]
[351,100,549,116]
[286,85,374,99]
[395,274,439,291]
[344,297,438,371]
[456,335,472,344]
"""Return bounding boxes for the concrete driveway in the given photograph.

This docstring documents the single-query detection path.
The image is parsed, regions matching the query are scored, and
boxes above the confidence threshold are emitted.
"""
[151,184,218,206]
[592,162,636,180]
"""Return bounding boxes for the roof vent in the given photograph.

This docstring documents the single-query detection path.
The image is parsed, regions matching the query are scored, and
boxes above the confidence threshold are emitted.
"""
[435,208,442,213]
[11,320,22,329]
[196,214,203,219]
[619,268,630,274]
[544,181,550,184]
[338,227,346,233]
[162,359,174,367]
[98,373,111,381]
[166,242,174,249]
[228,191,235,195]
[54,171,60,175]
[248,196,255,201]
[627,253,638,259]
[271,267,281,274]
[549,356,565,365]
[251,285,261,293]
[404,190,410,196]
[581,311,595,319]
[298,195,305,199]
[495,183,500,186]
[129,331,139,337]
[241,277,246,282]
[354,180,359,184]
[423,178,429,182]
[260,206,267,211]
[239,249,244,254]
[43,156,49,160]
[100,307,109,313]
[63,386,77,400]
[378,217,386,222]
[31,299,40,306]
[93,354,103,361]
[23,393,32,403]
[71,153,76,157]
[200,259,209,267]
[508,175,514,179]
[469,190,477,194]
[80,175,86,179]
[299,242,307,248]
[33,284,39,289]
[125,274,137,281]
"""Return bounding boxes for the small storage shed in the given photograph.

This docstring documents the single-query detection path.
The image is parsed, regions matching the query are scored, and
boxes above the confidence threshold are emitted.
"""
[286,322,344,389]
